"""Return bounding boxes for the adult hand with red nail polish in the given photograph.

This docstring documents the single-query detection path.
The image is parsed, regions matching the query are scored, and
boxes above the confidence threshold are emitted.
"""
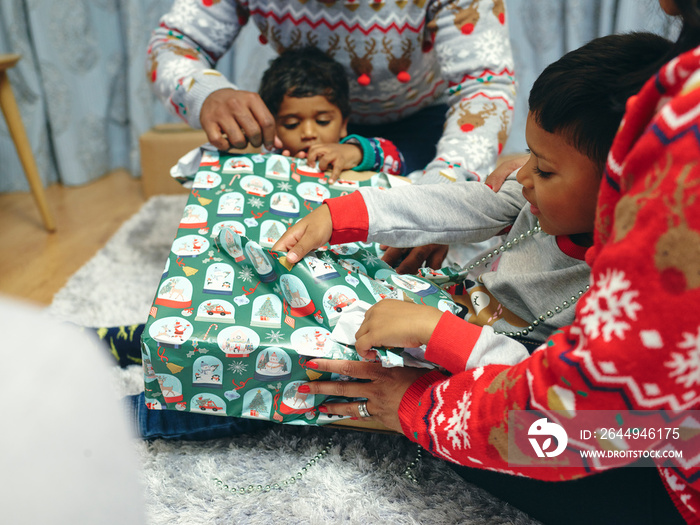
[303,359,431,433]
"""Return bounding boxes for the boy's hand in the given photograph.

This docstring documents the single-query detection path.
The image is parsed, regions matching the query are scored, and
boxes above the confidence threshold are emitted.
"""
[381,244,449,275]
[354,300,443,358]
[305,143,363,183]
[272,204,333,263]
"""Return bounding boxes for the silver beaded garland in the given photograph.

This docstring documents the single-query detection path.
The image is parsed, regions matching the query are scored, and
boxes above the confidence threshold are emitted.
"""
[213,437,333,494]
[469,223,591,337]
[213,439,424,493]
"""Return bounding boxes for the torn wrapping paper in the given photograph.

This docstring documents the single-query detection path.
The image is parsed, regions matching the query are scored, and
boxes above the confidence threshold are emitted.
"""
[331,300,435,369]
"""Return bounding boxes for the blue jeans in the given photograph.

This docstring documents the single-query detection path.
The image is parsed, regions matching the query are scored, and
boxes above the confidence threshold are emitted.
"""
[348,104,448,174]
[127,392,270,440]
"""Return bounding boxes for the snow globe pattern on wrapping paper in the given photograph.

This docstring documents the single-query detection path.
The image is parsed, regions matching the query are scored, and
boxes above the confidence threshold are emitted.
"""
[203,263,234,294]
[254,346,292,382]
[223,156,254,174]
[218,192,245,217]
[155,276,193,309]
[265,155,290,181]
[211,220,246,239]
[241,388,273,420]
[259,219,286,248]
[148,316,193,349]
[155,374,184,405]
[192,355,224,389]
[143,152,461,427]
[280,381,315,415]
[279,274,315,317]
[250,294,282,328]
[193,170,222,190]
[195,299,236,323]
[171,234,209,258]
[245,241,277,283]
[191,393,227,416]
[218,326,260,358]
[179,204,209,229]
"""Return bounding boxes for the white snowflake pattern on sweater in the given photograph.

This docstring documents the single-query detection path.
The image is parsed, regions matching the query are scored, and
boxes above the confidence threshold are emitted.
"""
[666,326,700,388]
[580,269,641,342]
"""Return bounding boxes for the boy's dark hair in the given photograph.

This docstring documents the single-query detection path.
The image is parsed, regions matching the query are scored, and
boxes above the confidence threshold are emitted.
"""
[259,46,351,118]
[529,32,672,171]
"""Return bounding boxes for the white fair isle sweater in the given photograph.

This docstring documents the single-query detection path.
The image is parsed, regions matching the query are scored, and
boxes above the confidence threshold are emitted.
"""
[146,0,515,181]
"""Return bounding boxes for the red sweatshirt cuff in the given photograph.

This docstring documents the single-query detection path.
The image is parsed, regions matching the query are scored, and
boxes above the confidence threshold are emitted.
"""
[324,192,369,245]
[424,312,482,373]
[398,370,449,440]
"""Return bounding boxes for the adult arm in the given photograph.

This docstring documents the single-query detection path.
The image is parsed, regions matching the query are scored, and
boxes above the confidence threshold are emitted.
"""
[146,0,275,150]
[420,0,516,183]
[385,1,516,272]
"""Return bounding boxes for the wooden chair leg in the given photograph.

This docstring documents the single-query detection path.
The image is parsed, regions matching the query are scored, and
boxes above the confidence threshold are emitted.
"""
[0,70,56,232]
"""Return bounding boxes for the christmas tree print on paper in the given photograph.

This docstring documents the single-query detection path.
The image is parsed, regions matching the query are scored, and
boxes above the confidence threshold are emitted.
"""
[242,388,272,419]
[259,220,286,248]
[250,294,282,328]
[265,155,290,181]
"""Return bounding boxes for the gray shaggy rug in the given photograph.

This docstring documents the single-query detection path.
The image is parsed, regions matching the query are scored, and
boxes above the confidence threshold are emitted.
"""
[48,195,539,525]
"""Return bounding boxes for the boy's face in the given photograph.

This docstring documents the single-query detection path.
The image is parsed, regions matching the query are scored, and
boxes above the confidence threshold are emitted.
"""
[274,94,348,156]
[517,112,600,242]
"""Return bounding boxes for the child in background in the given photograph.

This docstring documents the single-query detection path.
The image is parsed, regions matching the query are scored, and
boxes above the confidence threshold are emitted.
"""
[274,32,672,368]
[259,46,405,182]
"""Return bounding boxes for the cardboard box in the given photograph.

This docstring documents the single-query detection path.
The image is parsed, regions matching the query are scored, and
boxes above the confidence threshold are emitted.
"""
[140,123,207,197]
[139,123,264,197]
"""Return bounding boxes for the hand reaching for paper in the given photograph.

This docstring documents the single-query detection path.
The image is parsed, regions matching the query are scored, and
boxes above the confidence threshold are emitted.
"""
[380,244,449,275]
[300,358,433,433]
[272,204,333,263]
[200,88,277,151]
[353,299,443,358]
[304,143,363,183]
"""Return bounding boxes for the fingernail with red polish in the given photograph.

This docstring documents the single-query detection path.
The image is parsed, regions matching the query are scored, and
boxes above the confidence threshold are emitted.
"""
[306,361,319,369]
[485,183,493,190]
[350,417,358,420]
[297,384,310,393]
[318,406,328,413]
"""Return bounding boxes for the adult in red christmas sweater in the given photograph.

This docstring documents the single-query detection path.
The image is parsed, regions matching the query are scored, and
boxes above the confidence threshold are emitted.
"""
[274,1,700,522]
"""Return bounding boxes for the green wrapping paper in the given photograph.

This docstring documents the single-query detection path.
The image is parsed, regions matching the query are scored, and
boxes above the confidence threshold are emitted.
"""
[141,152,458,425]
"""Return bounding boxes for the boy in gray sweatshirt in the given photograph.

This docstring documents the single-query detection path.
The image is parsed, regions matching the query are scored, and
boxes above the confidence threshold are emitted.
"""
[274,32,672,368]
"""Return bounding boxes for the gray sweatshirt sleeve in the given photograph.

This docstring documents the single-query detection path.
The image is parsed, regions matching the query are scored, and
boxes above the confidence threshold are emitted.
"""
[359,175,526,248]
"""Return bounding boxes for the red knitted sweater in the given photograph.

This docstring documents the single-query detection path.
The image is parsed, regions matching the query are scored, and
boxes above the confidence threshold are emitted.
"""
[398,47,700,523]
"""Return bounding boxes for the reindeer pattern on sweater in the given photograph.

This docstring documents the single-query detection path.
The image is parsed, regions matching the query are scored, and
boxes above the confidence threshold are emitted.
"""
[146,0,515,180]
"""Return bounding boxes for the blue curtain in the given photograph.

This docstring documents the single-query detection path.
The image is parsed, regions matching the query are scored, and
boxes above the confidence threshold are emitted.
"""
[504,0,679,154]
[0,0,679,192]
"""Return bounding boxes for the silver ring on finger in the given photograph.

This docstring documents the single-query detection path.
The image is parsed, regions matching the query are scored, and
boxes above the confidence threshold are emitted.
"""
[357,401,371,418]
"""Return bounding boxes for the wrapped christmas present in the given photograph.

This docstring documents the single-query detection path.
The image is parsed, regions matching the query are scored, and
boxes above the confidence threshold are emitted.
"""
[141,151,459,426]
